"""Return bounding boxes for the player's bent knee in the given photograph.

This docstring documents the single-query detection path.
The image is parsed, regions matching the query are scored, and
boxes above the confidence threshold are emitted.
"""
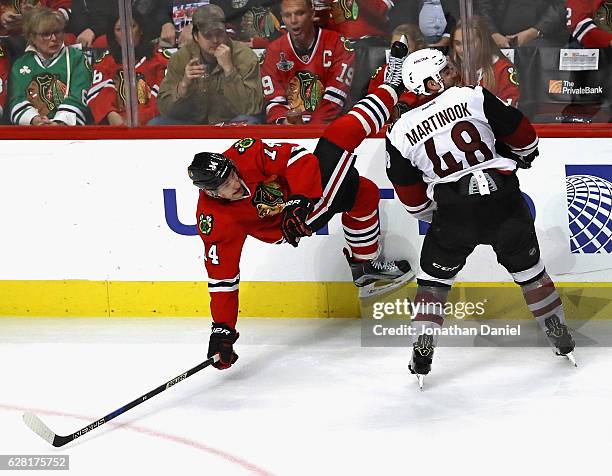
[348,176,380,217]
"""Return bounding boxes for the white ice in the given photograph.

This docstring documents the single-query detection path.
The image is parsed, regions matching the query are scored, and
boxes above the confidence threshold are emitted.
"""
[1,317,610,476]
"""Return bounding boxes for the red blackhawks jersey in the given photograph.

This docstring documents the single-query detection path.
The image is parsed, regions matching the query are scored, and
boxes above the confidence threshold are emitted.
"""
[387,85,538,200]
[260,28,355,124]
[86,50,169,126]
[0,0,71,36]
[318,0,393,40]
[477,55,520,107]
[196,138,323,328]
[0,44,9,117]
[567,0,612,47]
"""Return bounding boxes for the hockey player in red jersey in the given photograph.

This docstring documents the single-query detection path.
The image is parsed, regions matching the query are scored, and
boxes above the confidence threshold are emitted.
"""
[386,49,576,388]
[567,0,612,47]
[260,0,355,124]
[189,42,414,370]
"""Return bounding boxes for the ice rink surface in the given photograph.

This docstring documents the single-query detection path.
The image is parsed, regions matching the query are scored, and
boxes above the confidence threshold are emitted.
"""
[1,317,610,475]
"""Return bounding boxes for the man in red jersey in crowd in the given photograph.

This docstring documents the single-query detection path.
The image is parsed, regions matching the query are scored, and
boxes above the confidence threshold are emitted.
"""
[188,42,415,370]
[260,0,355,124]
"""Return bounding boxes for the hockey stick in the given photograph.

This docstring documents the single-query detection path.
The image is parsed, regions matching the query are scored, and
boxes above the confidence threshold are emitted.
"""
[23,354,220,447]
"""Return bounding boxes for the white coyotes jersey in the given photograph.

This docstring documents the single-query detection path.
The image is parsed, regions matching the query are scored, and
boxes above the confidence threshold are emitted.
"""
[387,85,517,199]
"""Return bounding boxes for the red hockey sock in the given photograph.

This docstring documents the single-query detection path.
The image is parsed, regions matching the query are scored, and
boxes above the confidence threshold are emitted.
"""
[342,176,381,260]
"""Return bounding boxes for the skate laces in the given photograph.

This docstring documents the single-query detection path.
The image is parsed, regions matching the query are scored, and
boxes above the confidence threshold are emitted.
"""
[371,258,399,271]
[384,40,409,87]
[384,56,404,87]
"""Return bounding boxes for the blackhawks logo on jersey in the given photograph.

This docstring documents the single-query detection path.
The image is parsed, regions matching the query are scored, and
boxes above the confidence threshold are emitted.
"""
[116,69,152,108]
[331,0,359,23]
[508,67,519,86]
[252,176,286,218]
[234,138,257,154]
[241,7,281,41]
[198,213,214,235]
[26,73,67,116]
[595,1,612,33]
[13,0,40,14]
[287,71,323,113]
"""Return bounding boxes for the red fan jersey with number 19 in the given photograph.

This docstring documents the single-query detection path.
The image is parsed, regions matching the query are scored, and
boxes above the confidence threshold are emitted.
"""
[260,28,355,124]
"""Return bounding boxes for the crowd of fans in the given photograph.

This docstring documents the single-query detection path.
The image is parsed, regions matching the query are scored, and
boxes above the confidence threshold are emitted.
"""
[0,0,610,126]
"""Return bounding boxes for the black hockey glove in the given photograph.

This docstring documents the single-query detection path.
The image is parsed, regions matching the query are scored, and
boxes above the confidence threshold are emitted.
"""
[515,148,539,169]
[280,195,313,247]
[207,323,239,370]
[495,140,539,169]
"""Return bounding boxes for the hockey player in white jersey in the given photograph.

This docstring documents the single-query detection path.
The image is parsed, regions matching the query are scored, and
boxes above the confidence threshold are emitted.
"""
[386,48,576,389]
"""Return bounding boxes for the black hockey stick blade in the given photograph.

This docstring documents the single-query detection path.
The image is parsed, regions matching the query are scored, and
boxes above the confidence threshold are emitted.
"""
[23,354,220,447]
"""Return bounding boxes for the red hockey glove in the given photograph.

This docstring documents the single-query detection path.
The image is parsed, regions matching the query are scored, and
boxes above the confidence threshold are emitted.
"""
[280,195,313,247]
[207,323,239,370]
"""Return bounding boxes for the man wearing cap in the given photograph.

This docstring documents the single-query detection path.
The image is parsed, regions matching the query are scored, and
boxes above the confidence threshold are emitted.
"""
[154,4,263,125]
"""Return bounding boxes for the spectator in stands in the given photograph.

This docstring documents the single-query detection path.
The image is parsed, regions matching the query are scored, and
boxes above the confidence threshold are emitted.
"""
[70,0,174,48]
[86,13,169,126]
[211,0,282,47]
[390,0,460,48]
[261,0,355,124]
[476,0,567,47]
[313,0,392,46]
[450,16,520,106]
[171,1,282,48]
[567,0,612,47]
[0,42,10,121]
[0,1,70,37]
[8,7,91,125]
[0,1,71,58]
[153,4,263,125]
[367,24,428,119]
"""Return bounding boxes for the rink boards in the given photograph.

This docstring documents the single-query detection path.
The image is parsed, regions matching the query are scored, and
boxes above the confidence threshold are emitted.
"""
[1,135,611,318]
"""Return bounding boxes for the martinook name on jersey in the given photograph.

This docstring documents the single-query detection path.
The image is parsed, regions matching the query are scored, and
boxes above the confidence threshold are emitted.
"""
[405,101,473,146]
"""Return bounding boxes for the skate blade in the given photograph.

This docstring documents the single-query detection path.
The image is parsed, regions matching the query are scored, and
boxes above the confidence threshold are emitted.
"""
[358,270,415,298]
[552,348,578,367]
[416,374,424,390]
[565,352,578,367]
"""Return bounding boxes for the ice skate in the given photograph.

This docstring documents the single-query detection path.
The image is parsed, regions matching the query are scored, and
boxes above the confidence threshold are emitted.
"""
[384,40,409,89]
[344,249,415,298]
[409,334,435,390]
[544,315,577,367]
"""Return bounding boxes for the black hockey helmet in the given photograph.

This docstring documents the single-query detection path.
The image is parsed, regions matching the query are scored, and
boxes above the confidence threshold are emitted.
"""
[188,152,236,190]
